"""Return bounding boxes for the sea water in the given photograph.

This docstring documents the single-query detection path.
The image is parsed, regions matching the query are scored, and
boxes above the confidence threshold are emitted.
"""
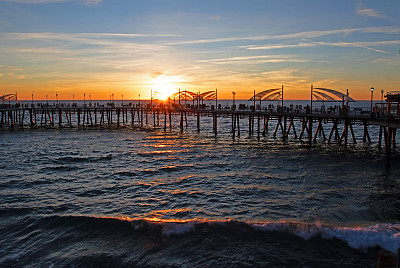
[1,100,399,267]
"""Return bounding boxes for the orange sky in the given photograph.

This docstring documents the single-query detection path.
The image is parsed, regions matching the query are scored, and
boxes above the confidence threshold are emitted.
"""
[1,1,399,101]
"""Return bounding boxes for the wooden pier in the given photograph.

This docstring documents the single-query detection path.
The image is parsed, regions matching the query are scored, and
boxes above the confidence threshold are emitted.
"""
[1,102,399,168]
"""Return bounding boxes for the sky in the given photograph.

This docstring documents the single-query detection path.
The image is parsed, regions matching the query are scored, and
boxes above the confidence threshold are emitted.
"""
[0,0,399,100]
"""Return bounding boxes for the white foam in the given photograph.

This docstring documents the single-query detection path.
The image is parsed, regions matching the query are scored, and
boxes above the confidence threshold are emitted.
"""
[253,222,400,253]
[161,222,196,237]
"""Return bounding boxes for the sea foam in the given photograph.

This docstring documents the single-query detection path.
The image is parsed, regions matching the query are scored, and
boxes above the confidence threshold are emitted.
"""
[253,222,400,253]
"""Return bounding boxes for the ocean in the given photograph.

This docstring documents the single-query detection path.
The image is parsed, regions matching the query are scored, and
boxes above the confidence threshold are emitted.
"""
[1,100,399,267]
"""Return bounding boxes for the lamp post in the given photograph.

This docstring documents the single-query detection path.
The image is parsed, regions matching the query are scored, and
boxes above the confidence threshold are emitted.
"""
[232,91,236,110]
[381,90,384,103]
[370,87,374,118]
[56,93,58,105]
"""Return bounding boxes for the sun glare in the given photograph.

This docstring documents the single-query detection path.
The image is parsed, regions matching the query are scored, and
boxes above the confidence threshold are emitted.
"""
[150,75,181,100]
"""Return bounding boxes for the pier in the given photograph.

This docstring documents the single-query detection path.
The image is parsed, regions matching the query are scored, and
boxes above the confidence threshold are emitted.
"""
[1,88,400,168]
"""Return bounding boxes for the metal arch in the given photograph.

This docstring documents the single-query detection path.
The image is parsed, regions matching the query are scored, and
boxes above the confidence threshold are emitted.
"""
[168,90,217,101]
[203,92,216,100]
[248,88,281,101]
[313,93,324,101]
[313,91,335,101]
[169,90,195,100]
[263,91,281,101]
[1,93,17,102]
[314,87,355,102]
[200,91,216,99]
[182,90,198,98]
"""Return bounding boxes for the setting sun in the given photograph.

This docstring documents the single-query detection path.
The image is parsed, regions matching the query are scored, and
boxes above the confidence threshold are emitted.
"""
[150,75,183,100]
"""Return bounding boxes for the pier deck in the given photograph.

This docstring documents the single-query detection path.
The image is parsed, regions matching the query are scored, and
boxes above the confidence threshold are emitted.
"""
[1,104,399,168]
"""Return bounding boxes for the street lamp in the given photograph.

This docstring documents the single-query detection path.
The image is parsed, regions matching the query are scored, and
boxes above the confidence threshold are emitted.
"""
[370,87,374,117]
[381,90,384,103]
[232,91,236,110]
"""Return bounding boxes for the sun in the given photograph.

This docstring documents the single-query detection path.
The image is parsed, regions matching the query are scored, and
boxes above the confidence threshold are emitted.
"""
[150,75,180,100]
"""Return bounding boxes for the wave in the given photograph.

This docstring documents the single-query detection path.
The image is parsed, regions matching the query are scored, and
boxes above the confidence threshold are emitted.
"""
[2,214,395,267]
[253,221,400,254]
[31,215,400,254]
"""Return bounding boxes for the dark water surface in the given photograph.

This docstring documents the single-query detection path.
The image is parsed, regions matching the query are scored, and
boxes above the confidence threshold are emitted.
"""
[1,126,399,267]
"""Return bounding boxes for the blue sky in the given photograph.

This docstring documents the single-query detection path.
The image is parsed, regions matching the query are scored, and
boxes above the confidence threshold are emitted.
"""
[0,0,399,100]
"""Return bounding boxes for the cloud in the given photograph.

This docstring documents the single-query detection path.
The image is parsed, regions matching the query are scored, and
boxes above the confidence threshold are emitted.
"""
[0,31,184,80]
[240,43,317,50]
[372,57,400,65]
[208,16,221,21]
[356,1,386,19]
[3,32,172,56]
[6,66,23,71]
[242,40,397,54]
[1,0,101,5]
[0,65,23,71]
[168,26,400,45]
[6,32,179,41]
[197,55,312,65]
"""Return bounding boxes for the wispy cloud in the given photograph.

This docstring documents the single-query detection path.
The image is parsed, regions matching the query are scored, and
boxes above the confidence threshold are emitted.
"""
[197,55,312,65]
[6,66,23,71]
[242,40,398,54]
[240,43,316,50]
[2,32,173,57]
[208,16,221,21]
[355,1,386,19]
[372,57,400,65]
[1,0,102,5]
[0,31,187,86]
[6,32,179,41]
[168,26,400,45]
[0,65,23,71]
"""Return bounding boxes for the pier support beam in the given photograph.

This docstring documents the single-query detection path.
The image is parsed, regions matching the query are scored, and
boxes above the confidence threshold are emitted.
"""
[262,115,269,136]
[308,117,313,145]
[386,127,393,169]
[197,110,200,133]
[58,108,62,128]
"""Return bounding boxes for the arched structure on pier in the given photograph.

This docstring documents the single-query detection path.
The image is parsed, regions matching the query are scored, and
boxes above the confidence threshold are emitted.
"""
[248,88,282,101]
[169,90,216,101]
[1,93,17,103]
[313,88,355,102]
[199,91,217,100]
